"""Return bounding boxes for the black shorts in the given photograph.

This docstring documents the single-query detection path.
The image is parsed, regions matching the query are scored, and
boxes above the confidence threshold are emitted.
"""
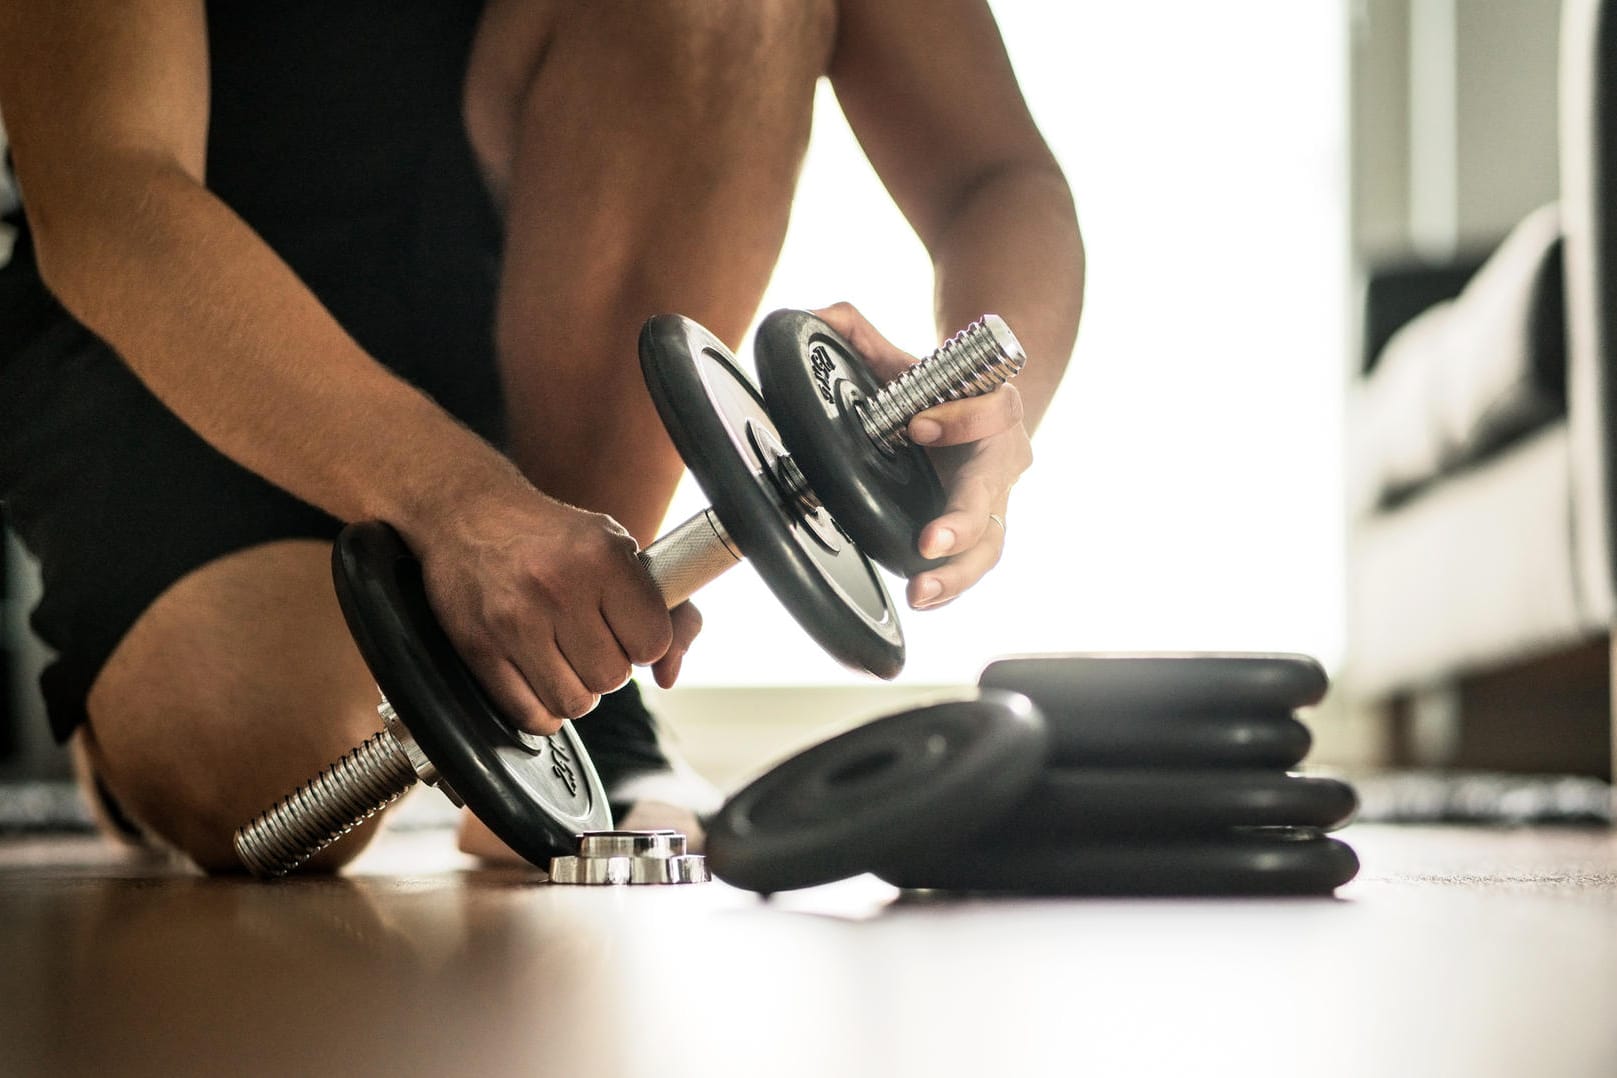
[0,21,504,742]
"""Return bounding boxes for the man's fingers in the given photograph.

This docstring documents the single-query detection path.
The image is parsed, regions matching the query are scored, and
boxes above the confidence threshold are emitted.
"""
[907,525,1007,610]
[915,425,1033,560]
[918,464,999,560]
[556,613,635,696]
[908,385,1024,447]
[504,633,600,722]
[600,543,674,665]
[919,503,1000,562]
[908,441,1016,603]
[651,602,703,689]
[468,651,568,736]
[668,601,703,652]
[600,585,674,666]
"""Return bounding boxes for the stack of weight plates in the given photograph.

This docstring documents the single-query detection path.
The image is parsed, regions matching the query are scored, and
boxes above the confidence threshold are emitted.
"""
[706,653,1358,897]
[886,653,1359,895]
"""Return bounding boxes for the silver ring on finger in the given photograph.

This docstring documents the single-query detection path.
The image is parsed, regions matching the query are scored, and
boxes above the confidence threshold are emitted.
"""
[988,513,1007,535]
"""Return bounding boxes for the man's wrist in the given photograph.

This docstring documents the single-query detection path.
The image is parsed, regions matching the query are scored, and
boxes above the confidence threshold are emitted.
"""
[350,386,532,541]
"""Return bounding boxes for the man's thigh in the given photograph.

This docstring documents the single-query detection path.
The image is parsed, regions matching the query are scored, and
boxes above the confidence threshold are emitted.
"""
[83,539,385,873]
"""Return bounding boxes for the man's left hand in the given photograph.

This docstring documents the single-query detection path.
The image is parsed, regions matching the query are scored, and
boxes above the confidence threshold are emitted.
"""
[813,302,1033,610]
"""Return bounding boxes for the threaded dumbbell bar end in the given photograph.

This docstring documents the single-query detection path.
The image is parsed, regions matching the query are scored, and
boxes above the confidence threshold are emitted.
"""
[862,314,1027,450]
[233,728,419,877]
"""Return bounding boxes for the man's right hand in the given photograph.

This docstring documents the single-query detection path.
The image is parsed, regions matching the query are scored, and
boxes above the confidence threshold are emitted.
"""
[408,488,700,737]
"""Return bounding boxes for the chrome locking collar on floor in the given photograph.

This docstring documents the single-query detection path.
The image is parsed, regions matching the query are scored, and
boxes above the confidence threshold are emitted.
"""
[549,830,710,885]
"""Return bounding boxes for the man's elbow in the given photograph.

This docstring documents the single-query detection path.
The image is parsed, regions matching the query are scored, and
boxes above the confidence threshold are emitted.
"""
[928,155,1079,250]
[20,156,184,316]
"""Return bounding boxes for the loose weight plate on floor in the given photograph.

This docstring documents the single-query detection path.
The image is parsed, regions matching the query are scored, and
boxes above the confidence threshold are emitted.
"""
[754,308,946,577]
[981,653,1329,716]
[880,828,1360,896]
[984,770,1359,838]
[332,522,613,865]
[705,691,1047,893]
[639,314,905,678]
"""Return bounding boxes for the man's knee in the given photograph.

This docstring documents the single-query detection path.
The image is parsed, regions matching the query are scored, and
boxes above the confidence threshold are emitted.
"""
[79,540,388,875]
[83,697,391,876]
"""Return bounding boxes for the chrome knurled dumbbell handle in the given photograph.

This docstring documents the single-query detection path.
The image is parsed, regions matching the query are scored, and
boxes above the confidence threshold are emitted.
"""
[637,507,742,607]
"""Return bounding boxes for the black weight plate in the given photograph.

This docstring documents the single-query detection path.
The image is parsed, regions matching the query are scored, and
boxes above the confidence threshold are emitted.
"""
[332,522,613,866]
[879,827,1360,896]
[985,769,1358,839]
[755,309,946,577]
[705,690,1047,893]
[980,653,1329,715]
[639,314,904,678]
[974,706,1311,769]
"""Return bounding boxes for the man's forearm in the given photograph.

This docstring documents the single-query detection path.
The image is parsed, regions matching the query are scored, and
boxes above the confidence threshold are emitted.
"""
[929,164,1084,432]
[34,157,526,536]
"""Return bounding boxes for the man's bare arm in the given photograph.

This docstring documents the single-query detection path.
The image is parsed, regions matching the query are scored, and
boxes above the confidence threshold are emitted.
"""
[0,0,686,728]
[0,2,490,530]
[829,0,1083,432]
[828,0,1084,607]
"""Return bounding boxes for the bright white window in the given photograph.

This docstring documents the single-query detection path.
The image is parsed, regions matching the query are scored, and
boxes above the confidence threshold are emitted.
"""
[663,2,1348,687]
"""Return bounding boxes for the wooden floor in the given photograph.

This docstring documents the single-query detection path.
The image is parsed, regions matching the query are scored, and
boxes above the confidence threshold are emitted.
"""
[2,823,1614,1078]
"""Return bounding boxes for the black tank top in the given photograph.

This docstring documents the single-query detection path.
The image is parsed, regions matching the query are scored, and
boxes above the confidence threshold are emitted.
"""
[203,1,485,300]
[1,0,500,419]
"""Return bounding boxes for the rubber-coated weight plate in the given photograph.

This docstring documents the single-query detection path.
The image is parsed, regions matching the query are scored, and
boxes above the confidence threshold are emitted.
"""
[332,522,613,866]
[705,691,1047,893]
[980,653,1329,714]
[880,827,1360,896]
[755,309,946,577]
[1073,713,1308,770]
[984,769,1358,839]
[639,314,905,678]
[1008,710,1311,770]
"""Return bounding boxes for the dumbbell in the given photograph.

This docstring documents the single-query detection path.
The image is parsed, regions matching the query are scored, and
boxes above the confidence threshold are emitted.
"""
[232,310,1026,876]
[705,654,1360,897]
